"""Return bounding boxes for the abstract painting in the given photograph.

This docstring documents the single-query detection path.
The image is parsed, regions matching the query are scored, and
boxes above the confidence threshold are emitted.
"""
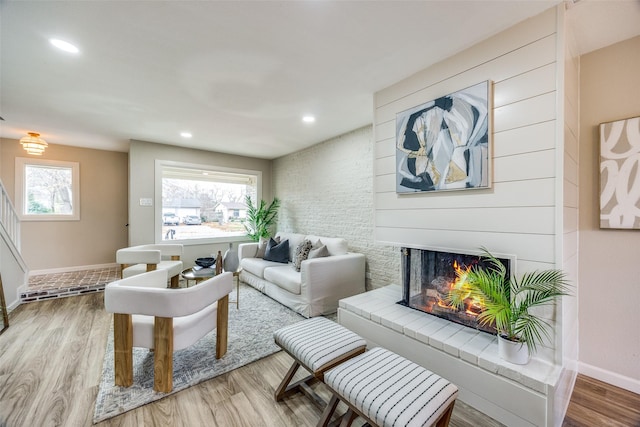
[396,81,491,193]
[600,116,640,229]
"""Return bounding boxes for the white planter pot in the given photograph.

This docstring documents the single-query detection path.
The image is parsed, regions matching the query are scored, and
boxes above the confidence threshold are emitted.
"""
[498,335,530,365]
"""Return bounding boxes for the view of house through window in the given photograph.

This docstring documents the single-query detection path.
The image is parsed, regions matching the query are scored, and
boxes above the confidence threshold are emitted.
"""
[161,165,258,241]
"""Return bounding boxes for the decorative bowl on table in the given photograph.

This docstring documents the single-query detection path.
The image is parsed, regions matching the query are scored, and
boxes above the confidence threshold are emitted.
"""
[195,257,216,268]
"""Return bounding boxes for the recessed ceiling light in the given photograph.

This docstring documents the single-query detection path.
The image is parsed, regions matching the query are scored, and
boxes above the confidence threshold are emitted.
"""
[180,132,192,138]
[302,115,315,123]
[49,39,79,54]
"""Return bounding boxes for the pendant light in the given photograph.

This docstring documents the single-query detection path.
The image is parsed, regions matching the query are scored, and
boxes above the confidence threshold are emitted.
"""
[20,132,48,155]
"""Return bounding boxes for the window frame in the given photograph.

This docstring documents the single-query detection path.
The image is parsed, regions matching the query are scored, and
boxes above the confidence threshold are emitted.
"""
[154,159,261,245]
[15,157,80,221]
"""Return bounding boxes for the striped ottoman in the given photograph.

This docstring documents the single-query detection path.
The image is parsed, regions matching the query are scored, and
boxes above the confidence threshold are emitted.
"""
[319,347,459,427]
[273,317,367,405]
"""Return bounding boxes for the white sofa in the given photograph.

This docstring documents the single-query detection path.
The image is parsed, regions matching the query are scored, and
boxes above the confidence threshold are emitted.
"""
[238,232,365,317]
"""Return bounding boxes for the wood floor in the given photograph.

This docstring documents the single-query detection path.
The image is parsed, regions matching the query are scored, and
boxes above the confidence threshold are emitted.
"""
[0,294,638,427]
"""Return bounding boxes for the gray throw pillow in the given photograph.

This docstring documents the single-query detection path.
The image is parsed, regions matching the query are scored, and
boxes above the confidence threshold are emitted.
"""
[264,238,289,263]
[256,236,279,258]
[308,243,329,259]
[293,239,313,272]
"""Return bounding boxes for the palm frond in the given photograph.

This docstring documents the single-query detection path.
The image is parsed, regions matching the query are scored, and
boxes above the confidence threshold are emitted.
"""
[466,248,572,355]
[242,195,280,241]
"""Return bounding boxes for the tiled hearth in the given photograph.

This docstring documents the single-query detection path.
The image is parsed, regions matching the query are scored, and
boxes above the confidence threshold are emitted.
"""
[338,285,563,427]
[21,267,121,302]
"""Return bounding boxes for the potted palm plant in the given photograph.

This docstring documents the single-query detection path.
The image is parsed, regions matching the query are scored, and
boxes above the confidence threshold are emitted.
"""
[242,195,280,242]
[449,249,570,364]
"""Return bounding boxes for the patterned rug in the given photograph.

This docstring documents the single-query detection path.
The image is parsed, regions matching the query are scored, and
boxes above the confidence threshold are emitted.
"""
[93,284,305,424]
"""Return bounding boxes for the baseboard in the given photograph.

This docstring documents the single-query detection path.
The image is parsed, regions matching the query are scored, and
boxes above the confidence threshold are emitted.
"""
[578,361,640,395]
[28,263,119,277]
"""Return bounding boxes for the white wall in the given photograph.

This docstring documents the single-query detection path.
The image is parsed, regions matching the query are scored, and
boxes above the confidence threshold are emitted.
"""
[273,126,398,290]
[578,35,640,394]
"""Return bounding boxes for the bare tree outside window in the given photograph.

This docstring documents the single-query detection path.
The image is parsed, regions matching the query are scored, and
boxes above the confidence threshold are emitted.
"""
[15,158,80,221]
[25,165,73,214]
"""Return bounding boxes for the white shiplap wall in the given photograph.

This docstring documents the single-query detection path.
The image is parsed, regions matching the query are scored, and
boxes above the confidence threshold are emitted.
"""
[373,7,564,367]
[374,8,560,274]
[554,5,580,423]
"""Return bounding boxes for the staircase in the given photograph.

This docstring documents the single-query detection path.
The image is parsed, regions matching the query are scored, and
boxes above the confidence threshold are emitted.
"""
[0,180,29,310]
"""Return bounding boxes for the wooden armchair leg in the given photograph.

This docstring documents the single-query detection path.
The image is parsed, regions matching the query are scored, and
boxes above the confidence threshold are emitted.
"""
[154,316,174,393]
[113,313,133,387]
[170,274,180,289]
[216,295,229,358]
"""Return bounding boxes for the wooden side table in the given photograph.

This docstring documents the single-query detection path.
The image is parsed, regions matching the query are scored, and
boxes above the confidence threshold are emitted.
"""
[181,267,216,287]
[182,267,241,309]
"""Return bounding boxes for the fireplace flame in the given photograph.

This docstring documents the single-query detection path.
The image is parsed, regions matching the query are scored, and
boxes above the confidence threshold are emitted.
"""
[440,261,485,316]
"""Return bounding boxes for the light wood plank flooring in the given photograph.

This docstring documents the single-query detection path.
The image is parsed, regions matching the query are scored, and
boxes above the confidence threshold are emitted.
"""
[0,293,637,427]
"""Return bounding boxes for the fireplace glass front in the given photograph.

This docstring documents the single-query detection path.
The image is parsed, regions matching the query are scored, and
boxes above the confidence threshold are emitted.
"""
[398,247,511,335]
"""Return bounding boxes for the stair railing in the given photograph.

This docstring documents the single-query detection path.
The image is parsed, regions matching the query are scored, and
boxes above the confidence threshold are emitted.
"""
[0,180,21,252]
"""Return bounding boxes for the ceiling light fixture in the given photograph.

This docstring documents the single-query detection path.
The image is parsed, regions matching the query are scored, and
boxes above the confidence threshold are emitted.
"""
[20,132,48,156]
[49,38,79,54]
[180,132,192,138]
[302,115,315,123]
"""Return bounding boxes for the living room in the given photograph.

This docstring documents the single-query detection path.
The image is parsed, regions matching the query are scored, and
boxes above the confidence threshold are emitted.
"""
[1,2,639,426]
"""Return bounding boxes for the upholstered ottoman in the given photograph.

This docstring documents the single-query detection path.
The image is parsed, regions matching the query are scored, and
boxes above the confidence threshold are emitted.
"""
[273,317,367,405]
[319,347,459,427]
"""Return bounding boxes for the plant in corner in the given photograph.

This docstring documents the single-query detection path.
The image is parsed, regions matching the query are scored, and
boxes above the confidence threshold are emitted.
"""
[242,195,280,242]
[449,248,570,364]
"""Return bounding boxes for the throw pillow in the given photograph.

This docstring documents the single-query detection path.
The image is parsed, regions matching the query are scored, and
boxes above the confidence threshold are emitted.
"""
[256,236,279,258]
[308,241,330,259]
[264,238,289,263]
[293,239,313,272]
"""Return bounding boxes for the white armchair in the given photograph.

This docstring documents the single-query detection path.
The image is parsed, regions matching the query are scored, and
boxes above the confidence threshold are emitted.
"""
[104,269,233,392]
[116,243,183,288]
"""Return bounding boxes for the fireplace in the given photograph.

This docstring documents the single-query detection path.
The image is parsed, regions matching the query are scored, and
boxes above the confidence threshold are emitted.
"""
[398,247,512,335]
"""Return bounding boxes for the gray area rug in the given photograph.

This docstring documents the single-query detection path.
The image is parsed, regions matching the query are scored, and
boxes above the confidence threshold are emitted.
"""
[93,284,305,423]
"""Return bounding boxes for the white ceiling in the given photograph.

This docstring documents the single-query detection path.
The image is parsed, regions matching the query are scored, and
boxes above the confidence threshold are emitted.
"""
[1,1,639,159]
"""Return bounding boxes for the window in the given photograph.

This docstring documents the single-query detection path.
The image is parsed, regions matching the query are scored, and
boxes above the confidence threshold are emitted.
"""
[158,161,259,242]
[15,158,80,221]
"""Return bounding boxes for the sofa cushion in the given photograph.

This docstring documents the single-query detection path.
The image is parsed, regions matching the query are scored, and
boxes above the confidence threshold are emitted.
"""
[305,235,348,256]
[276,232,305,261]
[241,257,286,279]
[307,243,330,259]
[293,239,313,272]
[256,236,280,258]
[263,266,302,295]
[264,238,289,263]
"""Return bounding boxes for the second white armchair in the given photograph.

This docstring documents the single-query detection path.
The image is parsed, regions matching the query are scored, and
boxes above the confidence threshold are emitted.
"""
[116,243,184,288]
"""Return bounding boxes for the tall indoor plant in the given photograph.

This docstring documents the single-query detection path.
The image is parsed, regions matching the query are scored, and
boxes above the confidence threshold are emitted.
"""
[242,195,280,242]
[449,249,570,364]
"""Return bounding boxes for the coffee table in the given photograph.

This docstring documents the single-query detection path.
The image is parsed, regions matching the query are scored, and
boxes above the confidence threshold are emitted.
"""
[181,267,242,309]
[181,267,216,285]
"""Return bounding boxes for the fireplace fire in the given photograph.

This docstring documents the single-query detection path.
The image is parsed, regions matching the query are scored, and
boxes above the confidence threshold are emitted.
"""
[398,247,511,335]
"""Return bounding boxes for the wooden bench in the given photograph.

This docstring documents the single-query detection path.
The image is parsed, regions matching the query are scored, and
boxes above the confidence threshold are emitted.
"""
[318,347,459,427]
[273,317,367,407]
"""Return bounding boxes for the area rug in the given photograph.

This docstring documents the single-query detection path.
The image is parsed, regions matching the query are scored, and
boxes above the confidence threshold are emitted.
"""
[93,284,305,423]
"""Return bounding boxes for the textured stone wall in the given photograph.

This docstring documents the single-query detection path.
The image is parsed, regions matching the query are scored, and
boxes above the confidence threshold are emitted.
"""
[273,126,400,290]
